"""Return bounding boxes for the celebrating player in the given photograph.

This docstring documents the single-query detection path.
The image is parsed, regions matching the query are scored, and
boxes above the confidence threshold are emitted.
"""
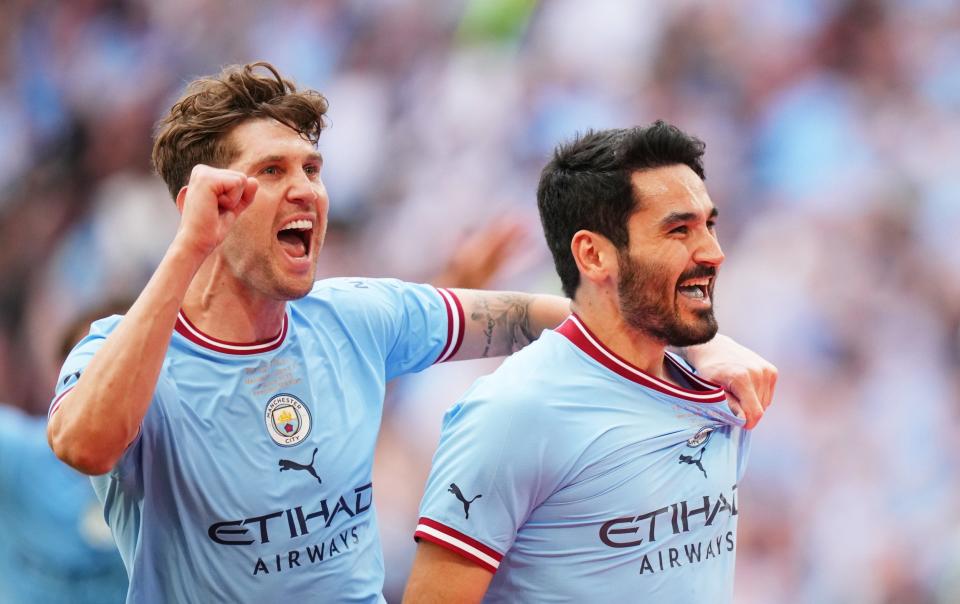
[405,122,760,603]
[48,62,774,603]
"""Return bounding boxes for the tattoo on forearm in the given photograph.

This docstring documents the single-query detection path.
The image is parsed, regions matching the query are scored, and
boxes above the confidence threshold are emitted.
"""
[470,294,537,357]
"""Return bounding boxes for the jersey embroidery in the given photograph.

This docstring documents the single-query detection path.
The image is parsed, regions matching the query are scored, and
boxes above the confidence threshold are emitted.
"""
[264,393,313,447]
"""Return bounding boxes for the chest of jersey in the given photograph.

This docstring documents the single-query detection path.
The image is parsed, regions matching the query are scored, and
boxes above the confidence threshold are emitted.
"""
[139,334,387,580]
[506,399,745,589]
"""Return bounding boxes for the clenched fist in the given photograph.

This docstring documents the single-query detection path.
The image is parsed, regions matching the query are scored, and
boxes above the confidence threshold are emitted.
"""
[174,164,259,259]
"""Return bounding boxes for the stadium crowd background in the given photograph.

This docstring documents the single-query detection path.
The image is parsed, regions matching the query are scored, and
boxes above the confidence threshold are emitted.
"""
[0,0,958,602]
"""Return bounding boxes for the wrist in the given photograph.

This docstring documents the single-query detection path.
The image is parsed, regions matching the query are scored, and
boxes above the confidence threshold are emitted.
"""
[167,235,212,273]
[675,334,729,365]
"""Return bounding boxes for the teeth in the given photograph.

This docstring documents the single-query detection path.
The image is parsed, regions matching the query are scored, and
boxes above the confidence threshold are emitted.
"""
[679,286,705,299]
[280,219,313,231]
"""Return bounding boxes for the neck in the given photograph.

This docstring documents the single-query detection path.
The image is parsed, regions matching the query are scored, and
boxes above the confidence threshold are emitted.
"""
[181,254,287,343]
[572,290,670,382]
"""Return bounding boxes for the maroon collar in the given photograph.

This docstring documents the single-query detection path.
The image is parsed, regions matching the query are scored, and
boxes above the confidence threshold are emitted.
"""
[175,311,288,355]
[555,314,726,403]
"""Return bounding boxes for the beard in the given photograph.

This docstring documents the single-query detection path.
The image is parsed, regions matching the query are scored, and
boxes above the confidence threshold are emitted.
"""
[617,252,719,347]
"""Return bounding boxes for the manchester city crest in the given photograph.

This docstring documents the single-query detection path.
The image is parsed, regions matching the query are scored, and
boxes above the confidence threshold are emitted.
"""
[686,426,716,447]
[264,393,312,447]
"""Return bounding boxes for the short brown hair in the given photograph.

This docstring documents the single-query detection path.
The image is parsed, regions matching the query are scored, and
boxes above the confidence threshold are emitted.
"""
[152,61,329,200]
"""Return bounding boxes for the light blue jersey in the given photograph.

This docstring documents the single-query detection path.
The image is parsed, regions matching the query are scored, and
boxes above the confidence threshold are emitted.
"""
[416,315,750,603]
[0,406,127,604]
[50,278,465,603]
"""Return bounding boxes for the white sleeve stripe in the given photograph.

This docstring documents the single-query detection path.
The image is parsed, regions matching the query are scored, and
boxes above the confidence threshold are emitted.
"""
[48,386,75,418]
[435,288,461,363]
[415,523,501,570]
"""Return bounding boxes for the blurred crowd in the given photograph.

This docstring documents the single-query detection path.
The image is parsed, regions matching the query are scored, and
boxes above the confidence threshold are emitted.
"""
[0,0,958,602]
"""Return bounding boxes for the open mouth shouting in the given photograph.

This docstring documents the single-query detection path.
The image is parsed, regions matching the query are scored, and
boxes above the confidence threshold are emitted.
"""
[276,217,314,263]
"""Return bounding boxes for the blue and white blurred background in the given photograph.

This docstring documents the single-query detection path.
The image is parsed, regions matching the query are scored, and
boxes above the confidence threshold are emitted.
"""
[1,0,958,602]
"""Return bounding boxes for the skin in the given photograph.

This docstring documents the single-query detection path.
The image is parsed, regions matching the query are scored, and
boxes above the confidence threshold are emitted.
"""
[181,119,329,341]
[46,116,773,518]
[403,163,776,603]
[46,118,568,475]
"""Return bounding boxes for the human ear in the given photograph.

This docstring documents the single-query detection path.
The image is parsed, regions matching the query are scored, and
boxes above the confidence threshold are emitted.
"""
[571,230,617,288]
[175,186,189,215]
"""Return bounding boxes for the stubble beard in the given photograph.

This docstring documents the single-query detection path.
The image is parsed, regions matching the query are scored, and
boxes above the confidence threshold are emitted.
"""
[224,235,317,302]
[616,252,719,347]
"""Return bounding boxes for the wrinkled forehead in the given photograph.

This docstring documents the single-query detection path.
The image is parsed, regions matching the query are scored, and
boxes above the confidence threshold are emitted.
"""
[226,118,317,163]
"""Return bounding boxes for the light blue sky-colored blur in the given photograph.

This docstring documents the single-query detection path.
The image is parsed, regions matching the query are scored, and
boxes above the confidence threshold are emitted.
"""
[0,0,958,602]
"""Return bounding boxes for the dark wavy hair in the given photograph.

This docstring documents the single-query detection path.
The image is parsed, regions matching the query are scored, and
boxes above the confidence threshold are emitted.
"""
[152,61,329,200]
[537,120,706,298]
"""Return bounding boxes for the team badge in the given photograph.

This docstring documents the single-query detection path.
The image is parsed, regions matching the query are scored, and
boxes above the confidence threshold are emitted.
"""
[264,393,312,447]
[686,426,715,447]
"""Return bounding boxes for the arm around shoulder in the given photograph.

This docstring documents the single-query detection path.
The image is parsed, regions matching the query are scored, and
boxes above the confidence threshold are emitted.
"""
[447,289,570,361]
[677,333,778,429]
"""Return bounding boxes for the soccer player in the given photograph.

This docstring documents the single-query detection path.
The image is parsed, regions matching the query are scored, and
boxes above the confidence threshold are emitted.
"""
[47,62,773,603]
[405,122,757,603]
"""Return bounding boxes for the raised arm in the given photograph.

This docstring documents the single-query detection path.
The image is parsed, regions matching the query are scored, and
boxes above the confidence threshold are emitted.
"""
[47,166,257,475]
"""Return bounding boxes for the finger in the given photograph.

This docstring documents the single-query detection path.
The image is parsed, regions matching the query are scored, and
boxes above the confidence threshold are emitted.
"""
[235,177,259,214]
[212,172,247,209]
[752,371,770,412]
[727,377,763,429]
[741,390,763,430]
[727,395,744,421]
[755,365,776,411]
[763,366,779,409]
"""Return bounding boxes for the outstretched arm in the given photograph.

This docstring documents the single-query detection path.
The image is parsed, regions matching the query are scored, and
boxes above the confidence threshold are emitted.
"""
[403,541,492,604]
[446,290,569,361]
[447,291,776,428]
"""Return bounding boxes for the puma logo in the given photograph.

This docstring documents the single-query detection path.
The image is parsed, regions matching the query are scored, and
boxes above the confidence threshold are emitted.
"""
[679,445,708,479]
[63,370,81,386]
[279,448,321,485]
[448,483,482,519]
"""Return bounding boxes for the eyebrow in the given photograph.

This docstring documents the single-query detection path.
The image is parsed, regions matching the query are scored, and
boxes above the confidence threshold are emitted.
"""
[252,152,324,166]
[659,207,719,228]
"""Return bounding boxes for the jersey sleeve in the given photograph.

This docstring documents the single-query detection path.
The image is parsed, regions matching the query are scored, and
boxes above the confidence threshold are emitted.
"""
[49,316,118,418]
[49,315,151,487]
[329,278,464,380]
[414,387,555,573]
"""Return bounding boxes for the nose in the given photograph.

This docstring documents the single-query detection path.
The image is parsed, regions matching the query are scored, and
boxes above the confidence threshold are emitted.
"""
[694,231,725,267]
[286,171,323,207]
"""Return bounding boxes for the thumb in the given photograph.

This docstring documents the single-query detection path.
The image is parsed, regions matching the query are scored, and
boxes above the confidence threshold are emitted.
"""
[237,177,259,213]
